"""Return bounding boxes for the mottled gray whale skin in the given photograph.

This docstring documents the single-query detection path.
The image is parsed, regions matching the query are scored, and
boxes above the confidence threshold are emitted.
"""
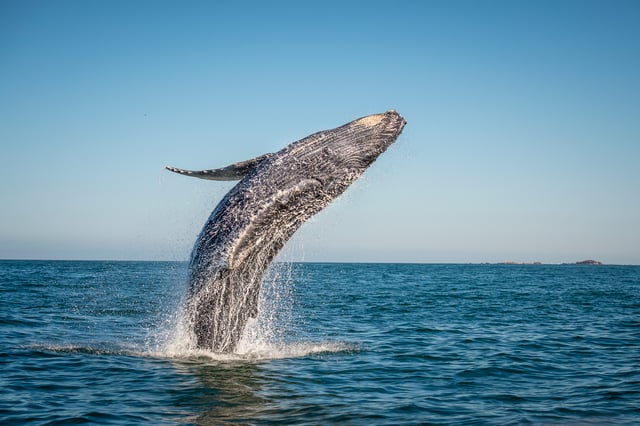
[167,110,406,352]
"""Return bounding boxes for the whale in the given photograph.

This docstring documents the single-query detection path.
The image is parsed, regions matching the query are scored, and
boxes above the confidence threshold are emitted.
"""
[167,110,406,352]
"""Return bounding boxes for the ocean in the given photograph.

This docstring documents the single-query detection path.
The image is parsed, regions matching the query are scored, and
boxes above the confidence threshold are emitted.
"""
[1,260,639,425]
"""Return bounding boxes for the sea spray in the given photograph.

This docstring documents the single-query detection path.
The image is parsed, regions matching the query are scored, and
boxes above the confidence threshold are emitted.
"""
[156,262,296,359]
[236,262,296,355]
[151,261,352,361]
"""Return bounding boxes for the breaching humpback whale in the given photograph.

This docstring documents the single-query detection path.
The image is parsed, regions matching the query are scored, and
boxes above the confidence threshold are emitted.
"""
[167,110,406,352]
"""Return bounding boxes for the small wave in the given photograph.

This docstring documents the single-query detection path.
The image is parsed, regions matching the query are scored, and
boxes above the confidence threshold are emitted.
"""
[24,343,144,357]
[236,340,356,360]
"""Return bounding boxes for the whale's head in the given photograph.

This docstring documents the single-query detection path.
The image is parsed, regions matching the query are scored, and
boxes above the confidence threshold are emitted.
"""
[326,109,406,167]
[282,110,406,187]
[296,110,405,162]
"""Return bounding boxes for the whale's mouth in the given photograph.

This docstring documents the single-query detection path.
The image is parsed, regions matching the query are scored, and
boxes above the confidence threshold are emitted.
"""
[383,110,407,136]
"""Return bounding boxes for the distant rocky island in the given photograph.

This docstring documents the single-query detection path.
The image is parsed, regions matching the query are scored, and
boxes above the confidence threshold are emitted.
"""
[570,260,603,265]
[495,260,603,265]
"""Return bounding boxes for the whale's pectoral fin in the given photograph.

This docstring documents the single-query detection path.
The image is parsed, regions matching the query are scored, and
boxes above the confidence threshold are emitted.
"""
[166,153,272,181]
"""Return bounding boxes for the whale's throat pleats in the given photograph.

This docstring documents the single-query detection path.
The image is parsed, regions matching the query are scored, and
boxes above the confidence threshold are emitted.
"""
[228,178,323,269]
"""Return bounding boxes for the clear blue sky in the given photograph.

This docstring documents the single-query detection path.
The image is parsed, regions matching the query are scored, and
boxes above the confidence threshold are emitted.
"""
[2,0,639,264]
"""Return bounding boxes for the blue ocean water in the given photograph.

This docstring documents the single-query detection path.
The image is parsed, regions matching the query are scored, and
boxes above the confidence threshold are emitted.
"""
[1,261,639,424]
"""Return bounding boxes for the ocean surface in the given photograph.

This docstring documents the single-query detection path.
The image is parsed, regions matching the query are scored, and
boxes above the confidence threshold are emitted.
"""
[1,261,639,425]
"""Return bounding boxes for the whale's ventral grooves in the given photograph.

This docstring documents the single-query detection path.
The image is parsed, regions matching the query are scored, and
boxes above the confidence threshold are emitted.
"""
[167,110,406,352]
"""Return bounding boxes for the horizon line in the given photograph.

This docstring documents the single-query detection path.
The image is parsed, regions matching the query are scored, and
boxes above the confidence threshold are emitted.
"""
[0,258,637,266]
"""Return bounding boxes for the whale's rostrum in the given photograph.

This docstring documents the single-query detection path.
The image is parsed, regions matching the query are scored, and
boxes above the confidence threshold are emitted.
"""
[167,110,406,353]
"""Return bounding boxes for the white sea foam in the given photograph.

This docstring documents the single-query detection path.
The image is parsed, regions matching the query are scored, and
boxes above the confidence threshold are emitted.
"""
[28,339,354,362]
[150,262,354,362]
[152,318,353,361]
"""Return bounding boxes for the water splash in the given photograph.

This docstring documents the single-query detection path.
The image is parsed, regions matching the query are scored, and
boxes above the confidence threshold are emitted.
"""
[236,262,295,349]
[152,262,353,361]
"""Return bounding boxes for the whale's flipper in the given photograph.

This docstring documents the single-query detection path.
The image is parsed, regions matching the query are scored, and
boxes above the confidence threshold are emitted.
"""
[166,153,272,181]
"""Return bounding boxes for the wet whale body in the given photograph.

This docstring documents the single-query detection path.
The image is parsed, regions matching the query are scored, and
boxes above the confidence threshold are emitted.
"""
[167,110,406,352]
